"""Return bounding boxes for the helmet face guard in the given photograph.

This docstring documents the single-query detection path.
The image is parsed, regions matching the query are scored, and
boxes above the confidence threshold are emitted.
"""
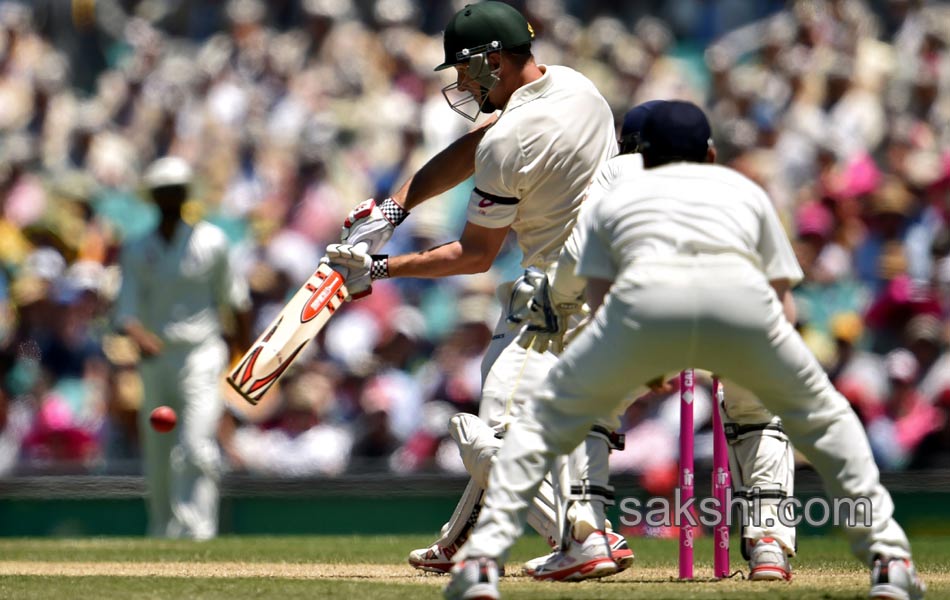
[441,51,501,122]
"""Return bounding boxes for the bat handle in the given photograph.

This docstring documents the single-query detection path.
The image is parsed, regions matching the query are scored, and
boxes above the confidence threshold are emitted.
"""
[329,240,371,281]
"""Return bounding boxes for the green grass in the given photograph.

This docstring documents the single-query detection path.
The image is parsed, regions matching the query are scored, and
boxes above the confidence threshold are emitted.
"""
[0,535,947,599]
[0,534,466,564]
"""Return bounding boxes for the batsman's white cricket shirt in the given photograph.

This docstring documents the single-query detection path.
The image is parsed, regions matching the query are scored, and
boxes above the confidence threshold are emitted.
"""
[115,220,251,345]
[466,65,616,269]
[576,163,804,285]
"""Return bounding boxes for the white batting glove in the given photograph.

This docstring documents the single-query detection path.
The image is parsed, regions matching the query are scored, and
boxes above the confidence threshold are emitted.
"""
[323,243,389,300]
[340,197,409,254]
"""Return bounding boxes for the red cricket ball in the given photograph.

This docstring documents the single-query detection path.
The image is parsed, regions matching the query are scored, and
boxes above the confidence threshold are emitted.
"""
[149,406,177,433]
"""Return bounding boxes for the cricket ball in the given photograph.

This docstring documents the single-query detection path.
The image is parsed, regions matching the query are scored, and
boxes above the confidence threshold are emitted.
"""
[149,406,177,433]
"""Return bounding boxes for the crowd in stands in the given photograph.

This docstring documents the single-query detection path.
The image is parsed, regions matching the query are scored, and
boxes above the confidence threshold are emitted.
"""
[0,0,948,481]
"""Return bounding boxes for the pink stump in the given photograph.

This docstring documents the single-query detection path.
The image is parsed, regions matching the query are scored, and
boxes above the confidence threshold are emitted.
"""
[712,377,731,578]
[678,369,695,580]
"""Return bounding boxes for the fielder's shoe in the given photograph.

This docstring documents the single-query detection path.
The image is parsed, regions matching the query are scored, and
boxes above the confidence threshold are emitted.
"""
[869,555,926,600]
[528,530,620,581]
[607,530,635,572]
[444,557,500,600]
[523,530,634,578]
[747,537,792,581]
[409,543,456,574]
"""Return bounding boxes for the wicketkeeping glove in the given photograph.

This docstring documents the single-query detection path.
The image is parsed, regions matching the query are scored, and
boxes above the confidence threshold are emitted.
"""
[340,197,409,254]
[323,243,389,300]
[506,268,547,327]
[511,270,586,354]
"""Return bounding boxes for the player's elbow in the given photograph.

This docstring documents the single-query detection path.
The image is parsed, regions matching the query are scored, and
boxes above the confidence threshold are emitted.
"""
[456,224,507,274]
[453,244,497,274]
[461,253,495,274]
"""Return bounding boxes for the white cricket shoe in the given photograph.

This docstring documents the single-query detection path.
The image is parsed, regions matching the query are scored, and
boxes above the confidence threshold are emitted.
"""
[523,530,634,578]
[870,556,926,600]
[444,557,500,600]
[409,542,457,574]
[527,530,620,582]
[747,537,792,581]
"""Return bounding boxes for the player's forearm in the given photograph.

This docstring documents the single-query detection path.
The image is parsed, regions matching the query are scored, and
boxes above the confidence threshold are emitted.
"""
[585,278,612,313]
[547,238,587,303]
[387,241,494,279]
[386,221,508,279]
[394,125,491,211]
[121,318,164,356]
[770,279,797,325]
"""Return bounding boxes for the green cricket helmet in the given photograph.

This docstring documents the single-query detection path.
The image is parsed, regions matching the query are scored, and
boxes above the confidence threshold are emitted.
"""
[436,2,535,121]
[435,2,534,71]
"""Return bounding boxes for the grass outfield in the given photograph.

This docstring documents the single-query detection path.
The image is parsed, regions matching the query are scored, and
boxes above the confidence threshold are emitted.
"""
[0,535,947,599]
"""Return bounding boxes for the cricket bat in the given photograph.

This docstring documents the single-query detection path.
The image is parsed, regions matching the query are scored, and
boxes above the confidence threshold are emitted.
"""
[226,261,349,405]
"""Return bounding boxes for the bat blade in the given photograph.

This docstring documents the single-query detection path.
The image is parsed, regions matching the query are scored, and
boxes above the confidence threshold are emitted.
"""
[226,263,348,405]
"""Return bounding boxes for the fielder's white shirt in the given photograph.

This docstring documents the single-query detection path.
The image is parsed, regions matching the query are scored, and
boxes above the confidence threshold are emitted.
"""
[115,220,251,345]
[466,65,616,269]
[563,153,645,264]
[576,163,804,285]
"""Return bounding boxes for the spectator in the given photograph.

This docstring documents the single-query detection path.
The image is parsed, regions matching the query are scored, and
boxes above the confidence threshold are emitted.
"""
[225,367,352,477]
[905,314,950,404]
[21,392,98,469]
[867,348,943,470]
[910,394,950,470]
[828,312,888,422]
[864,239,943,353]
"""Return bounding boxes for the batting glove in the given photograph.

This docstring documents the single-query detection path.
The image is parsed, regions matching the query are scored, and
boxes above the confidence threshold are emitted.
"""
[323,243,389,300]
[340,197,409,254]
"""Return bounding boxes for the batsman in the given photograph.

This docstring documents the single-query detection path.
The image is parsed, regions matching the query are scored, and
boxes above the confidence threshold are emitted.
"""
[327,1,632,580]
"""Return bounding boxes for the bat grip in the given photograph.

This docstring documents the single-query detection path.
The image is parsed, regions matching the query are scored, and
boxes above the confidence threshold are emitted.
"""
[329,241,370,280]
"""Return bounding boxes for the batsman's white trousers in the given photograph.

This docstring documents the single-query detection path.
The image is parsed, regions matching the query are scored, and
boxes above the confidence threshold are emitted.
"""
[138,337,226,539]
[479,282,620,433]
[461,255,911,565]
[441,284,618,544]
[719,384,796,554]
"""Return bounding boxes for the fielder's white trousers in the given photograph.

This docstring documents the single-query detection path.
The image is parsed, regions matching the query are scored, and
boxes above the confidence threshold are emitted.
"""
[461,255,911,565]
[138,337,226,540]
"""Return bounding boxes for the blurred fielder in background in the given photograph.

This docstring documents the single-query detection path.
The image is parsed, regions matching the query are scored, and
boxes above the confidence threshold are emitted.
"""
[114,157,251,539]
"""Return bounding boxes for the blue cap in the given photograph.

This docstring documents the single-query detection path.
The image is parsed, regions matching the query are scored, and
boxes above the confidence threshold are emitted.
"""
[619,100,667,154]
[639,100,712,165]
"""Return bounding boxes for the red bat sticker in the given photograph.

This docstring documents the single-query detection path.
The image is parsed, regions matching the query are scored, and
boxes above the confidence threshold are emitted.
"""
[301,270,345,323]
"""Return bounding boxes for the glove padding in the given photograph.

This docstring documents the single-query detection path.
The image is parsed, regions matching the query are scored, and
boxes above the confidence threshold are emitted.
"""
[510,269,586,354]
[341,197,408,254]
[506,268,547,327]
[324,243,375,300]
